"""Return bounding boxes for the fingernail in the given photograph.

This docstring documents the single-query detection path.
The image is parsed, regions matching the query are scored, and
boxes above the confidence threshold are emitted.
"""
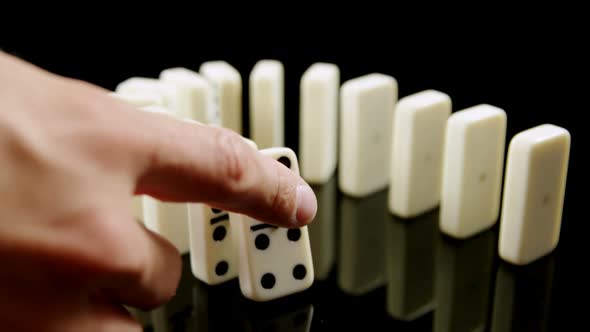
[295,184,317,225]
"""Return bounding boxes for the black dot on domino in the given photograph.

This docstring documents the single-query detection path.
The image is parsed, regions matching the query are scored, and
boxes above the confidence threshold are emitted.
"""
[211,208,222,214]
[292,264,307,280]
[255,233,270,250]
[213,225,226,241]
[277,156,291,169]
[287,228,301,241]
[261,273,276,289]
[215,261,229,276]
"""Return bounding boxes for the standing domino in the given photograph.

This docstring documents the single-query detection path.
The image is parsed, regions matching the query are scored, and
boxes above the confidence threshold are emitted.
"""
[389,90,451,218]
[188,137,258,285]
[299,63,340,184]
[159,67,217,124]
[498,124,570,265]
[110,92,164,224]
[439,104,507,239]
[249,60,285,149]
[199,61,242,133]
[115,77,179,113]
[230,147,314,301]
[138,104,190,254]
[188,206,237,285]
[339,73,397,197]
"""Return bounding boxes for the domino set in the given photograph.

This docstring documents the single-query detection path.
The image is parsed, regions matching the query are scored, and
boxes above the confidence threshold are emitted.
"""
[112,58,571,303]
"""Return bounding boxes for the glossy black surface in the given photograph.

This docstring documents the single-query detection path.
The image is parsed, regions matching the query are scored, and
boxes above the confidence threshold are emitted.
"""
[129,176,565,331]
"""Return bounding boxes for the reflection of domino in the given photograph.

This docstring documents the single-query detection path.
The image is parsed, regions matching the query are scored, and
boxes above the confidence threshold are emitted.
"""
[115,77,178,113]
[439,104,507,239]
[498,124,570,265]
[299,63,340,184]
[338,190,388,295]
[249,60,285,149]
[389,90,451,218]
[159,67,216,124]
[230,148,314,302]
[199,61,242,133]
[339,73,397,197]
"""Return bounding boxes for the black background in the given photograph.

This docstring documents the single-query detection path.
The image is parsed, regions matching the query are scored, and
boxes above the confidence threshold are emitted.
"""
[1,26,585,330]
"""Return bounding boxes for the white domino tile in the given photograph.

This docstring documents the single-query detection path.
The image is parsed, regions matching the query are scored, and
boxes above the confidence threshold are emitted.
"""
[143,197,190,254]
[498,124,570,265]
[439,104,507,239]
[389,90,451,218]
[115,77,179,113]
[110,94,164,225]
[159,67,217,124]
[249,60,285,149]
[339,73,398,197]
[230,148,314,302]
[299,63,340,184]
[109,91,164,108]
[188,205,237,284]
[187,137,257,284]
[199,61,242,133]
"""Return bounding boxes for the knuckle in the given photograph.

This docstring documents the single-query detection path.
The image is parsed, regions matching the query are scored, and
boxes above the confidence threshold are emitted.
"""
[213,128,250,192]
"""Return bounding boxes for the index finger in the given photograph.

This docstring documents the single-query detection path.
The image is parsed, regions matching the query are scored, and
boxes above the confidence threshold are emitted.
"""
[127,108,317,228]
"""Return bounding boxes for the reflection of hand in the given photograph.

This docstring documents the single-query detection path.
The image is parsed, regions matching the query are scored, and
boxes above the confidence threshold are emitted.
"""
[0,52,317,331]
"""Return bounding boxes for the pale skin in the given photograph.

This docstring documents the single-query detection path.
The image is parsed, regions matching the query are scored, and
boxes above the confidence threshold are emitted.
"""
[0,52,317,331]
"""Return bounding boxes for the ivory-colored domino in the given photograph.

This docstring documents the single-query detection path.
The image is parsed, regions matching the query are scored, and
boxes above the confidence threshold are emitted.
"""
[188,206,237,285]
[230,148,314,302]
[299,63,340,184]
[389,90,451,218]
[188,137,257,285]
[135,106,190,254]
[339,73,397,197]
[439,104,507,239]
[143,198,190,254]
[199,61,242,133]
[109,91,164,107]
[115,77,178,113]
[159,67,217,124]
[110,94,164,224]
[498,124,570,265]
[249,60,284,149]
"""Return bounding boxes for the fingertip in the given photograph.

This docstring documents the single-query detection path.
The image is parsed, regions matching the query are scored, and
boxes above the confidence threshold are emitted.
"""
[294,184,317,226]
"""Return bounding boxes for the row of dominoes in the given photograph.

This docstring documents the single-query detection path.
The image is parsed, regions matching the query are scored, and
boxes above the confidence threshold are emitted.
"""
[112,63,314,302]
[298,66,570,266]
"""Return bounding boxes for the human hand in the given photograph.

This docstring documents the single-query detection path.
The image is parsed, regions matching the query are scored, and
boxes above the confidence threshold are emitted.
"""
[0,52,317,331]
